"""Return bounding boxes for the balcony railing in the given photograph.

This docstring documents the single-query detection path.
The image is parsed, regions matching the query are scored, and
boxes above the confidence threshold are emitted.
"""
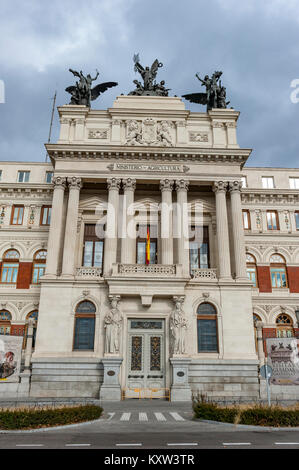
[117,264,177,276]
[76,267,102,278]
[191,268,217,280]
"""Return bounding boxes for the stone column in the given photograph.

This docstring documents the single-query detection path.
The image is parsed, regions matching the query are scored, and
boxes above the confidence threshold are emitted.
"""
[121,178,136,264]
[256,321,265,365]
[228,181,248,281]
[213,181,231,280]
[175,180,189,277]
[45,176,66,277]
[160,179,174,265]
[103,178,121,276]
[61,177,82,277]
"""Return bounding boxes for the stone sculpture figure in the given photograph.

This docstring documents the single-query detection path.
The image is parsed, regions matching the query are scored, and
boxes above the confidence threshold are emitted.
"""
[128,53,170,96]
[104,296,122,354]
[170,297,188,355]
[66,68,118,107]
[182,70,230,111]
[157,121,173,146]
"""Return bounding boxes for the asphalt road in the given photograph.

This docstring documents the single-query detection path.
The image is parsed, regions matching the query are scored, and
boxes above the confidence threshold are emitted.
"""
[1,401,299,451]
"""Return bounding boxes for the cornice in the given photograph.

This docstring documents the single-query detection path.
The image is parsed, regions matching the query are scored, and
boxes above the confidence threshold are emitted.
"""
[241,190,299,205]
[46,143,251,166]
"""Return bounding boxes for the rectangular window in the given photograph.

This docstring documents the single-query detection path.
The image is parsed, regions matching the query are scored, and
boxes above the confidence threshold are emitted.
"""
[295,211,299,230]
[267,211,279,230]
[247,267,257,287]
[189,226,209,273]
[241,176,247,188]
[83,224,104,270]
[197,318,218,352]
[17,171,30,183]
[73,317,95,350]
[290,178,299,189]
[11,205,24,225]
[270,267,287,288]
[32,264,46,284]
[40,206,51,225]
[242,210,251,230]
[1,263,18,283]
[46,171,53,183]
[136,225,157,264]
[262,177,274,189]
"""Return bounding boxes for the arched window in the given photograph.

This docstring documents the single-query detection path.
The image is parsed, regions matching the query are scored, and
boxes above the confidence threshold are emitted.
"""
[246,253,258,287]
[197,303,218,353]
[23,311,38,349]
[73,301,96,350]
[0,310,12,335]
[270,254,288,288]
[32,250,47,284]
[276,313,294,338]
[1,249,20,284]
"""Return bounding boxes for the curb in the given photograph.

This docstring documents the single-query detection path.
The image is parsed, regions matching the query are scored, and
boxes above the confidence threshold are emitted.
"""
[196,418,299,431]
[0,417,104,434]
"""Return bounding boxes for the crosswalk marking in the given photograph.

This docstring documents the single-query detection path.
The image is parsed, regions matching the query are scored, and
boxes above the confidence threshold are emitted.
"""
[154,412,167,421]
[169,412,185,421]
[139,412,148,421]
[120,413,131,421]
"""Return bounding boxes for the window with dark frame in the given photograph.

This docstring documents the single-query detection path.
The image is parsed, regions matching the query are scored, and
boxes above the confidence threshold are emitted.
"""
[246,253,258,287]
[242,210,251,230]
[40,206,51,226]
[295,211,299,230]
[270,254,288,288]
[11,205,24,225]
[189,226,209,274]
[82,224,104,271]
[197,302,218,353]
[136,224,158,264]
[73,301,96,350]
[266,210,279,230]
[32,250,47,284]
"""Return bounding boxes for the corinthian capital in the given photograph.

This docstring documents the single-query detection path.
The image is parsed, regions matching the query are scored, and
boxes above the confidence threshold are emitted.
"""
[228,181,243,193]
[175,179,189,192]
[212,181,228,193]
[107,177,121,191]
[160,179,174,192]
[67,177,82,190]
[53,176,67,190]
[122,178,136,191]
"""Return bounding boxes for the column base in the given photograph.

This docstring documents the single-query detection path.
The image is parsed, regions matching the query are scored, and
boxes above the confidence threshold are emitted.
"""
[170,357,192,402]
[99,357,123,401]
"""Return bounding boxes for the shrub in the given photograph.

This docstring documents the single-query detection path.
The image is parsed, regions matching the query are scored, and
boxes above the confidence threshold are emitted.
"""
[193,399,299,427]
[0,405,103,430]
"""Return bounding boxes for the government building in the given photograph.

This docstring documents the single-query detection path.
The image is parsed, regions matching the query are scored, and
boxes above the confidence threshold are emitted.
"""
[0,94,299,402]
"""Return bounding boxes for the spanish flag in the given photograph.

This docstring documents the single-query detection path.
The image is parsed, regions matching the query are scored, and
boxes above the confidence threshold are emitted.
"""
[146,226,150,265]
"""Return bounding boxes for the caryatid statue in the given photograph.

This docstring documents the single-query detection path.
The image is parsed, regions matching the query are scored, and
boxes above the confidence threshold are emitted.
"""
[169,296,188,355]
[104,295,122,354]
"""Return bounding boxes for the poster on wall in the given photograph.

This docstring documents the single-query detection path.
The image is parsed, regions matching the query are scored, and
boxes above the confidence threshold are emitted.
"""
[0,335,23,382]
[266,338,299,385]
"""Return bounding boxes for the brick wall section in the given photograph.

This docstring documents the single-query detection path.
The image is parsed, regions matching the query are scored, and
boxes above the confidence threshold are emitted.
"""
[287,266,299,293]
[10,324,25,336]
[257,266,272,292]
[16,262,33,289]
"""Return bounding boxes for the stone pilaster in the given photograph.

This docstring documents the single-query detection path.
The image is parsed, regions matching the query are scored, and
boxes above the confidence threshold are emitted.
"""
[61,177,82,277]
[44,176,66,277]
[256,321,265,366]
[103,178,121,276]
[160,179,174,265]
[228,181,248,281]
[121,178,136,264]
[213,181,231,280]
[175,179,189,276]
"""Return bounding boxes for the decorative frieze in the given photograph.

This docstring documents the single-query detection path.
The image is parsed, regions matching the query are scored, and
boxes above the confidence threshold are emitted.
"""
[88,129,109,139]
[189,131,209,142]
[125,119,174,146]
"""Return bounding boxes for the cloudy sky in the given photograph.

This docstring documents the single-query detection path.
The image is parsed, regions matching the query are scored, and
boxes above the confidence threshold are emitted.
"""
[1,0,299,167]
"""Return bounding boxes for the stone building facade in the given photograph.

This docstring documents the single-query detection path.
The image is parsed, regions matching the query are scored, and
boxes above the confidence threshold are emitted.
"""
[0,95,298,401]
